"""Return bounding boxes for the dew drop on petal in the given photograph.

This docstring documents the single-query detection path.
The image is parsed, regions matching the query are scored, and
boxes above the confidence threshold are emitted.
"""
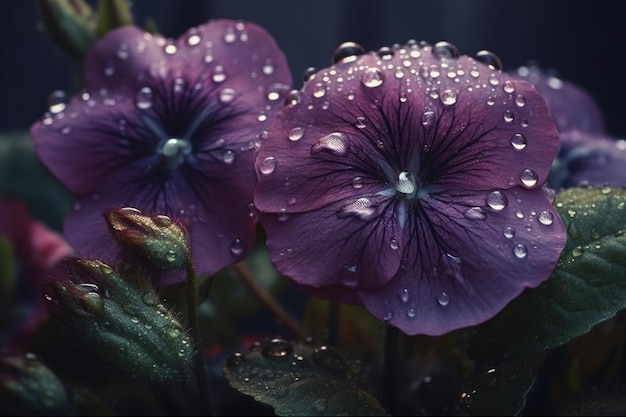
[503,80,515,94]
[278,208,289,222]
[187,33,201,46]
[475,50,502,70]
[285,90,301,106]
[312,83,326,98]
[390,238,399,250]
[572,246,584,257]
[513,243,528,259]
[486,190,507,211]
[519,169,538,188]
[311,132,348,156]
[332,41,365,64]
[361,67,384,88]
[515,95,526,107]
[421,111,435,126]
[511,133,527,150]
[503,226,515,238]
[446,253,462,264]
[464,207,487,220]
[230,238,244,256]
[441,89,457,105]
[135,87,154,110]
[212,65,227,83]
[437,291,450,307]
[407,308,416,318]
[288,127,305,141]
[503,109,514,123]
[355,116,366,129]
[219,88,236,103]
[538,210,554,226]
[259,156,277,175]
[399,288,409,303]
[48,90,67,114]
[222,150,235,164]
[383,312,394,322]
[432,41,460,59]
[338,198,376,220]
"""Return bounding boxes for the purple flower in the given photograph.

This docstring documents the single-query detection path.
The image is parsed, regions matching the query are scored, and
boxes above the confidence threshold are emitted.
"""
[30,19,292,283]
[254,41,567,336]
[509,65,626,188]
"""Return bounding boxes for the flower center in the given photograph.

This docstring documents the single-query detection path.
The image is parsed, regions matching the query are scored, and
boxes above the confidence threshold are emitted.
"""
[159,138,192,170]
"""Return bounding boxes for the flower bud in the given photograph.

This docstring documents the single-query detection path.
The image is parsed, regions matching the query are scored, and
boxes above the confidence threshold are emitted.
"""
[44,259,195,384]
[0,353,68,416]
[105,207,190,271]
[35,0,97,60]
[96,0,134,38]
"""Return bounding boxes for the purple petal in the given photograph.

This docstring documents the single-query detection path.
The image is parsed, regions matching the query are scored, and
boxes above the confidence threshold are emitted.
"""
[261,193,404,290]
[359,187,566,336]
[509,64,607,134]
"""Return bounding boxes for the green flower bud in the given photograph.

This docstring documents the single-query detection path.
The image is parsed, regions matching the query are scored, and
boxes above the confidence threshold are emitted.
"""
[96,0,134,39]
[35,0,97,60]
[105,207,190,271]
[0,353,68,416]
[44,259,195,385]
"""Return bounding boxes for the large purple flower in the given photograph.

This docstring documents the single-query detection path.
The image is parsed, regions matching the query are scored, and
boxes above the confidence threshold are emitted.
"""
[30,20,292,282]
[254,41,567,336]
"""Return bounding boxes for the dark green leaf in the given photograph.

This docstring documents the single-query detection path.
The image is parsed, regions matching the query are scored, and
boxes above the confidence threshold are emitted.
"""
[0,237,16,331]
[472,187,626,359]
[96,0,134,38]
[223,338,388,416]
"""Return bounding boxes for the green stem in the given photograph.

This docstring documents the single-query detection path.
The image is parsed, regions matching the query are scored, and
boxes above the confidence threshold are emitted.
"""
[232,262,309,340]
[381,324,402,415]
[185,258,213,415]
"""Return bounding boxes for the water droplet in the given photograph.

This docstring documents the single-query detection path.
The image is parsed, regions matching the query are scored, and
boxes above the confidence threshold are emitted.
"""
[399,288,409,303]
[475,50,502,70]
[121,207,142,215]
[48,90,67,114]
[332,41,365,64]
[486,190,507,210]
[187,33,201,46]
[441,89,457,105]
[572,246,584,257]
[446,253,462,264]
[302,66,317,82]
[395,171,416,194]
[285,90,301,106]
[164,44,177,54]
[219,88,236,103]
[513,243,528,259]
[511,133,527,150]
[362,67,384,88]
[135,87,154,110]
[262,338,293,357]
[338,198,376,220]
[421,111,435,126]
[230,238,244,256]
[407,308,416,318]
[165,250,177,262]
[259,156,277,175]
[142,292,158,306]
[520,169,538,188]
[288,127,305,141]
[116,42,130,59]
[437,291,450,306]
[432,41,460,59]
[352,176,363,189]
[503,226,515,238]
[384,312,394,321]
[503,80,515,94]
[515,95,526,107]
[311,132,348,156]
[503,109,514,123]
[377,46,394,60]
[538,211,554,226]
[312,83,326,98]
[278,208,289,222]
[515,210,524,219]
[355,116,366,129]
[212,65,226,83]
[464,207,487,220]
[262,59,274,75]
[152,214,173,227]
[390,239,399,250]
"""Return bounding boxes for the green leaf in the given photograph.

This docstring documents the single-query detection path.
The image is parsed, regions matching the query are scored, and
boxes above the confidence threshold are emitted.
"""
[223,338,389,416]
[472,187,626,359]
[0,132,71,231]
[0,237,16,331]
[96,0,134,39]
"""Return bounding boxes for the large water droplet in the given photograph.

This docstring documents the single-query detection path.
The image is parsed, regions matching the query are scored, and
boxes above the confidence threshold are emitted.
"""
[288,127,305,141]
[311,132,348,156]
[475,50,502,70]
[513,243,528,259]
[464,207,487,220]
[338,198,376,220]
[135,87,154,110]
[259,156,277,175]
[441,89,458,105]
[538,210,554,226]
[486,190,507,211]
[362,67,384,88]
[48,90,67,114]
[395,171,416,194]
[332,41,365,64]
[230,238,244,256]
[262,338,293,357]
[511,133,527,150]
[432,41,460,59]
[312,83,326,98]
[503,226,515,239]
[437,291,450,307]
[519,169,538,188]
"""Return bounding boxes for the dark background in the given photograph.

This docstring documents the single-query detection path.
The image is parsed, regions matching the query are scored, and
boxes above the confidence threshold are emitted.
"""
[2,0,625,137]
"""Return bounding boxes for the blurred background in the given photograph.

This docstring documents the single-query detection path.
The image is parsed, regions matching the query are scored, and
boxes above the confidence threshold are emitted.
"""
[2,0,625,137]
